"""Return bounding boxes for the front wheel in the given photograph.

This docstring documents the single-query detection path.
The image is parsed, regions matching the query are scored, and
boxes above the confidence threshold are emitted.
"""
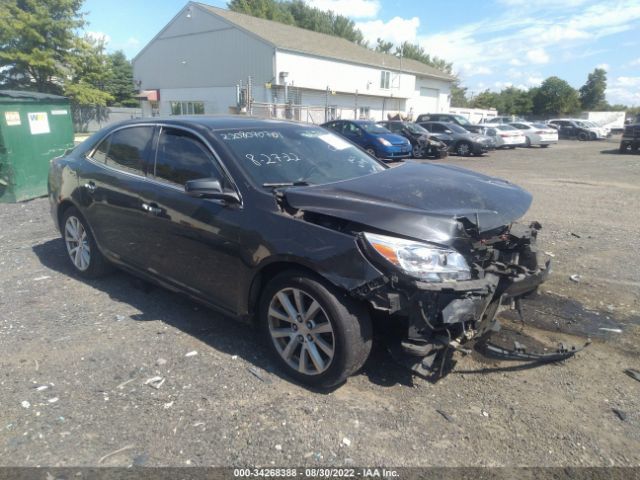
[365,147,377,158]
[577,132,588,141]
[259,270,372,388]
[61,207,111,278]
[412,144,425,159]
[455,142,472,157]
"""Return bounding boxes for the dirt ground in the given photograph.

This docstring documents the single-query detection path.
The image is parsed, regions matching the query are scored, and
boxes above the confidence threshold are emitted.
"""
[1,137,639,468]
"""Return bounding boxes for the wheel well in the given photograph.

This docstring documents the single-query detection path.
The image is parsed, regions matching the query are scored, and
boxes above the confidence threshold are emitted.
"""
[247,261,327,322]
[57,200,76,231]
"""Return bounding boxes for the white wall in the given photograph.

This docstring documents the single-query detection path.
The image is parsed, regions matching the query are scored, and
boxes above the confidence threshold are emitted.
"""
[405,77,451,117]
[450,107,498,123]
[275,51,416,100]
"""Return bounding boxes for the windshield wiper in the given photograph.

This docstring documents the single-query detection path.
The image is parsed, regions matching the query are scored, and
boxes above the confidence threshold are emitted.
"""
[262,181,311,188]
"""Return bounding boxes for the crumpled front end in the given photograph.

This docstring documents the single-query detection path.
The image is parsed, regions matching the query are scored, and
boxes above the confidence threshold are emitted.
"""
[354,221,553,376]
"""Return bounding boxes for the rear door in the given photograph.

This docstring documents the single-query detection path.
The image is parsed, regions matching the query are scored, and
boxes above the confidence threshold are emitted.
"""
[80,125,158,267]
[144,126,244,312]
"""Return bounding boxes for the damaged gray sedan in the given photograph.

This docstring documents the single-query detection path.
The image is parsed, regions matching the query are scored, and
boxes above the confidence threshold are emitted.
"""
[49,117,552,388]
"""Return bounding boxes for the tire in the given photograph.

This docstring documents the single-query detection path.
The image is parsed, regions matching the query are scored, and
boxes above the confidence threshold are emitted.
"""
[412,144,425,159]
[455,141,472,157]
[61,207,111,278]
[619,144,628,153]
[365,147,377,158]
[540,144,549,148]
[259,270,372,388]
[577,131,588,141]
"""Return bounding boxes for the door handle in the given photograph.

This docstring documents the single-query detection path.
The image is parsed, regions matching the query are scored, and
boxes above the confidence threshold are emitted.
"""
[84,181,96,194]
[142,202,162,216]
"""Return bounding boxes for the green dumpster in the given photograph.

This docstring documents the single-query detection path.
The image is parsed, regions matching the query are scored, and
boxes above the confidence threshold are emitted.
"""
[0,90,74,203]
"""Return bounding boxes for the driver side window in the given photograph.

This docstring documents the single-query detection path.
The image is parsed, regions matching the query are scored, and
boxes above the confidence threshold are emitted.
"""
[153,127,221,187]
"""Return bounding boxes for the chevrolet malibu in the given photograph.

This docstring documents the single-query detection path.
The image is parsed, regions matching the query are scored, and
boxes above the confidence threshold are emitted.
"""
[49,117,550,388]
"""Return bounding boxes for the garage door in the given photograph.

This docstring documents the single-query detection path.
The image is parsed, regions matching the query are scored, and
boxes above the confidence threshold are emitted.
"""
[419,87,439,112]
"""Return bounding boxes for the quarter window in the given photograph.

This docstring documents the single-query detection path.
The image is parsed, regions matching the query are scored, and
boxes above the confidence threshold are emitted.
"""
[92,126,154,175]
[380,71,391,89]
[153,128,220,186]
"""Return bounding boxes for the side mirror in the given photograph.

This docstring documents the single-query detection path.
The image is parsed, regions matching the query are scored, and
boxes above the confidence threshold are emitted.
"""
[185,178,240,203]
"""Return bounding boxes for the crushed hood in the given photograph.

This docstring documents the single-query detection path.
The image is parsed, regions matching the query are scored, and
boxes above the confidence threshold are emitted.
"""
[284,162,532,244]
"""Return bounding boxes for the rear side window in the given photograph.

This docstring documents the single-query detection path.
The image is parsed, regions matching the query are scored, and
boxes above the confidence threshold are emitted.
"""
[153,128,220,186]
[92,126,154,175]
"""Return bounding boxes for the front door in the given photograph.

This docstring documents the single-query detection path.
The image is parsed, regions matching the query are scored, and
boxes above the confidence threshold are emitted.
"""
[143,126,244,312]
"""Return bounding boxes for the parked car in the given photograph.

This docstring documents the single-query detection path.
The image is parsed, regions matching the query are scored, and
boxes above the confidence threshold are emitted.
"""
[508,122,558,147]
[481,116,524,125]
[415,113,484,133]
[481,125,526,149]
[49,117,550,387]
[547,119,608,140]
[417,121,493,156]
[320,120,411,160]
[619,123,640,153]
[377,120,448,159]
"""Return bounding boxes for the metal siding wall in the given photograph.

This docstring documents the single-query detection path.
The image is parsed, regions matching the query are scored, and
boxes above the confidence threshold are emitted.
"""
[134,19,274,90]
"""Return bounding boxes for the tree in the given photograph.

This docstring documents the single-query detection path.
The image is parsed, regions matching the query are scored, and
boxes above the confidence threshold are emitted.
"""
[450,81,468,108]
[470,90,502,111]
[0,0,85,93]
[375,38,394,54]
[579,68,608,111]
[395,42,453,74]
[63,35,113,106]
[105,50,137,106]
[499,86,533,115]
[532,76,580,115]
[227,0,294,24]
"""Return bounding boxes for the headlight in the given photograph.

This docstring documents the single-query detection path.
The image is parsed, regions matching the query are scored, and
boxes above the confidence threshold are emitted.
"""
[378,138,392,146]
[363,232,471,282]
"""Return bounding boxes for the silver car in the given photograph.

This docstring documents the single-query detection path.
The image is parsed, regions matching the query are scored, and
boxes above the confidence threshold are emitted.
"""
[509,122,559,148]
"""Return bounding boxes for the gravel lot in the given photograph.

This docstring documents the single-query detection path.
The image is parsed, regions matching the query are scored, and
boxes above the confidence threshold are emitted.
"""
[1,137,639,467]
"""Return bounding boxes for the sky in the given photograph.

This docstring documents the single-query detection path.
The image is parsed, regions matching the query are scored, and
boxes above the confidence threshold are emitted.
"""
[83,0,640,106]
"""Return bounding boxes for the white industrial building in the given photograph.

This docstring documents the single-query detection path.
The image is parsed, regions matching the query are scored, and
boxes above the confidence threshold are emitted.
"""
[133,2,455,123]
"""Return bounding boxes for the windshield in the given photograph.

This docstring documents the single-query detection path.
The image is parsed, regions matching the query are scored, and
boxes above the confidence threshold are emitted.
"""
[217,126,386,187]
[359,122,390,134]
[453,115,471,125]
[405,123,429,134]
[575,121,593,128]
[445,123,469,134]
[496,125,517,131]
[532,123,548,129]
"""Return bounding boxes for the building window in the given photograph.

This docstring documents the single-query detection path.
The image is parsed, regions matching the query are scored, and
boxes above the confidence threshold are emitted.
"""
[358,107,370,119]
[380,71,391,89]
[170,101,205,115]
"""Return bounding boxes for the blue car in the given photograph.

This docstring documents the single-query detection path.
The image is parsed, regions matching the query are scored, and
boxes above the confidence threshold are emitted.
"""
[321,120,412,160]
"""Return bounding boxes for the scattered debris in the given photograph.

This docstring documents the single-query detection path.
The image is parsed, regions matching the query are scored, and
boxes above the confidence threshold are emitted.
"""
[612,409,627,422]
[342,437,352,447]
[544,251,555,257]
[48,397,59,404]
[624,368,640,383]
[436,409,454,422]
[570,232,581,238]
[569,274,581,283]
[481,410,489,417]
[599,328,622,333]
[275,444,282,451]
[185,351,198,357]
[231,355,238,360]
[21,401,30,409]
[35,385,49,391]
[33,275,51,281]
[98,444,136,464]
[247,366,271,383]
[193,422,205,428]
[163,401,174,409]
[156,358,167,366]
[144,376,165,389]
[115,314,125,321]
[116,378,135,390]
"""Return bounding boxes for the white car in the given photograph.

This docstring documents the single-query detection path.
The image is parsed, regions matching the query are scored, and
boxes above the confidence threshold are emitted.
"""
[481,125,526,148]
[509,122,558,147]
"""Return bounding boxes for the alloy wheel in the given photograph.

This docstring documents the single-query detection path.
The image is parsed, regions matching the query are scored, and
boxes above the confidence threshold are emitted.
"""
[64,216,91,271]
[267,288,335,375]
[412,144,425,158]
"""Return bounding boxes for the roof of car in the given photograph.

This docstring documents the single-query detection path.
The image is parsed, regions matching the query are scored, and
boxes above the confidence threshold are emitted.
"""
[112,115,311,131]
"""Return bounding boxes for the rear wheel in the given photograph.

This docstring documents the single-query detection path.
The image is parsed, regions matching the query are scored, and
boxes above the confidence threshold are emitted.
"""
[412,144,425,159]
[455,141,472,157]
[259,270,372,388]
[577,131,588,141]
[62,207,111,278]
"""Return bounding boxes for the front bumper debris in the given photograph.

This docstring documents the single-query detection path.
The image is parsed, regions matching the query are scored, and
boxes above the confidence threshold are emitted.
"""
[361,221,585,379]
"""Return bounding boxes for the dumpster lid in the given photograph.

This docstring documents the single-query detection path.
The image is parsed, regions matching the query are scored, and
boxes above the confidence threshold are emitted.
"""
[0,90,69,102]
